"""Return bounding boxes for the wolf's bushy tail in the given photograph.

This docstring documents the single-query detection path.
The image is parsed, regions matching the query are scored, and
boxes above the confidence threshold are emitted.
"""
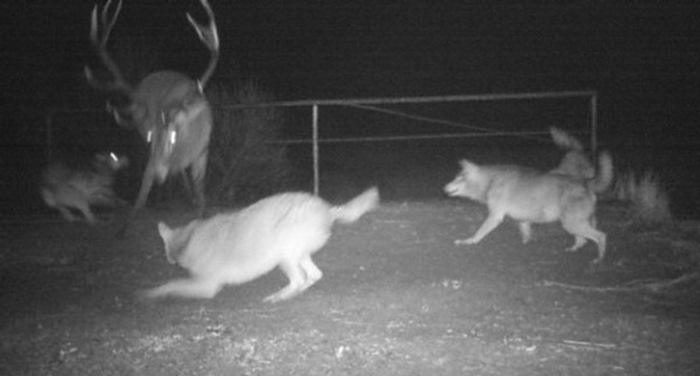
[330,187,380,224]
[550,126,584,151]
[588,151,614,193]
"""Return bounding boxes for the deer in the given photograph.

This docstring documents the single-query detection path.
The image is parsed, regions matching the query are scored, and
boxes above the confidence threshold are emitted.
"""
[84,0,219,235]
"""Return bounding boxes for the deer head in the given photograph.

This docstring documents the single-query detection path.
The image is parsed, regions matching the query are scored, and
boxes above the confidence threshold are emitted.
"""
[85,0,219,235]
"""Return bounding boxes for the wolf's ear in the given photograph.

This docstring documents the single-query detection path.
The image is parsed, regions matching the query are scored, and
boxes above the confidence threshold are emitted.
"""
[459,159,478,174]
[157,222,172,242]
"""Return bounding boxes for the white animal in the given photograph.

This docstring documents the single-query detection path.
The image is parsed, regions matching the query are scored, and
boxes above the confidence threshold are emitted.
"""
[140,187,380,302]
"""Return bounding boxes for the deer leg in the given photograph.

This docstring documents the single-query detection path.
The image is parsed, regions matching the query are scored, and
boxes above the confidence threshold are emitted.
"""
[118,165,156,237]
[190,152,208,216]
[180,170,195,205]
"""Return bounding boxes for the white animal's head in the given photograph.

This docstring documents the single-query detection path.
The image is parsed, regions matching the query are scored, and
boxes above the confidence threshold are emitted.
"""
[444,159,488,202]
[157,221,201,265]
[158,222,184,265]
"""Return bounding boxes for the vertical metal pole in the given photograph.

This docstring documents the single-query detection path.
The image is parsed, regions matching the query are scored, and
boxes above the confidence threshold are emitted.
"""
[45,109,54,163]
[590,92,598,156]
[312,104,319,196]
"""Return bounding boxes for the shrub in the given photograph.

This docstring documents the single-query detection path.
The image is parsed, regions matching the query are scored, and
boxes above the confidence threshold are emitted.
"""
[614,169,672,225]
[206,80,290,204]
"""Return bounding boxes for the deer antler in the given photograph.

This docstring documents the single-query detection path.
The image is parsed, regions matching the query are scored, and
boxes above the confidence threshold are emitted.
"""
[84,0,133,94]
[186,0,220,90]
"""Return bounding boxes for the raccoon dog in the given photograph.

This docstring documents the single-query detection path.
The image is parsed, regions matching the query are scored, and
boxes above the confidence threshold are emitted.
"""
[140,187,379,303]
[549,126,595,179]
[40,152,129,224]
[444,152,613,263]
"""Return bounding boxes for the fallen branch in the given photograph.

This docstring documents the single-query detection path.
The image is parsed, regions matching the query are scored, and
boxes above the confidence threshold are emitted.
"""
[561,339,617,350]
[541,272,700,293]
[541,280,637,293]
[644,271,700,292]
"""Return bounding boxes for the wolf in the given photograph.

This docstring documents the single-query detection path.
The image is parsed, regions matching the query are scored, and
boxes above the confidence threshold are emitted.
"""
[40,152,129,224]
[549,126,595,179]
[139,187,379,303]
[444,151,613,263]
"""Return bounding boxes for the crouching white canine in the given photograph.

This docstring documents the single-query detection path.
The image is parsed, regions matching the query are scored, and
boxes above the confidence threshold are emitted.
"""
[444,152,613,263]
[140,187,379,303]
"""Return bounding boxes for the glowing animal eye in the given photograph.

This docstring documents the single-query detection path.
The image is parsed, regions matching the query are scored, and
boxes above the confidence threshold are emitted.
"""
[147,130,153,143]
[109,152,117,162]
[170,130,177,144]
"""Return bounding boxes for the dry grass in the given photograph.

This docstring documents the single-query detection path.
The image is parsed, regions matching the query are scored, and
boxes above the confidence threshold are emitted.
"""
[613,169,672,225]
[206,80,290,204]
[2,202,699,375]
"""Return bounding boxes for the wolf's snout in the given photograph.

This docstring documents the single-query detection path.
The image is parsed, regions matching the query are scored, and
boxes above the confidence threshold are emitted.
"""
[444,183,456,196]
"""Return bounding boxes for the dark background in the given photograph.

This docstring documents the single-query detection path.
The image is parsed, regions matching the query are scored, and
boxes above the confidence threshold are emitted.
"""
[2,1,699,216]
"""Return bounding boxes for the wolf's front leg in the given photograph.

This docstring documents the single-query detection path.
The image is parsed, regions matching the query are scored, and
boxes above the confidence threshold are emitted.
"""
[57,206,79,222]
[138,277,221,300]
[455,211,505,245]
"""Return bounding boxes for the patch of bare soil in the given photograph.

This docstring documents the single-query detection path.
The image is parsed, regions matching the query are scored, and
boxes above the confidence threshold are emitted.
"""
[1,201,700,375]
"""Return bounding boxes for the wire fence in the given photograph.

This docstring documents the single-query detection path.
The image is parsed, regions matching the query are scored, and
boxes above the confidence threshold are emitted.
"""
[45,89,598,195]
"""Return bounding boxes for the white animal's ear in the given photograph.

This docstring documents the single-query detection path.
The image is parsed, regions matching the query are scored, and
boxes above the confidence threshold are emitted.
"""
[459,159,478,174]
[157,222,172,241]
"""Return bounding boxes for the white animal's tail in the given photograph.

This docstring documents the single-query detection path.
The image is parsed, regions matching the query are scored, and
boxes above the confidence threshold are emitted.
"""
[588,152,614,193]
[550,126,584,151]
[330,187,380,224]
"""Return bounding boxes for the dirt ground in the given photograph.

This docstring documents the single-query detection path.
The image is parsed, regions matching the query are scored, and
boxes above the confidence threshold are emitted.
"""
[1,200,700,375]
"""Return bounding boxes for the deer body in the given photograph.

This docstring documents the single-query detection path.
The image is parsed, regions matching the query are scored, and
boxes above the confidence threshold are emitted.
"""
[122,71,195,141]
[85,0,219,234]
[136,91,212,211]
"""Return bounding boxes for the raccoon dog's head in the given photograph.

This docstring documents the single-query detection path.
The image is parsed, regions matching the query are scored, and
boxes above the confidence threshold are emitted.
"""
[444,159,488,202]
[94,152,130,173]
[157,221,197,265]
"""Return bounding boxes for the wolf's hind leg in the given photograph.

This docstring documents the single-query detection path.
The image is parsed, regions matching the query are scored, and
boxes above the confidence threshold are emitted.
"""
[518,222,532,244]
[298,256,323,292]
[139,277,222,300]
[263,259,306,303]
[562,219,607,263]
[565,236,587,252]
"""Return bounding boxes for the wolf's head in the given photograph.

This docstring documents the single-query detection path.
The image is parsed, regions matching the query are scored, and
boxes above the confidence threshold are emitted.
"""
[444,159,489,203]
[157,221,198,265]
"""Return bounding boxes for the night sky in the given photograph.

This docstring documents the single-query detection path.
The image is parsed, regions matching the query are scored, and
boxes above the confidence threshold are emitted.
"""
[3,1,700,163]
